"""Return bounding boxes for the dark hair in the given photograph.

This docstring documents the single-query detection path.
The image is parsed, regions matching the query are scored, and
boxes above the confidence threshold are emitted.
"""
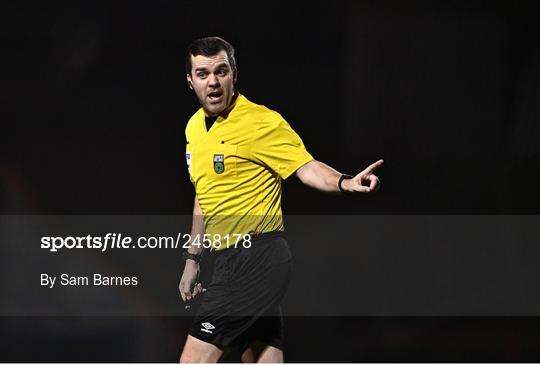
[185,36,236,74]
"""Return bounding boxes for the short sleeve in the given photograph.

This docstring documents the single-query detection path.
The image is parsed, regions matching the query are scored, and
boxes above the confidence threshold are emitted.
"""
[251,116,314,179]
[185,143,193,183]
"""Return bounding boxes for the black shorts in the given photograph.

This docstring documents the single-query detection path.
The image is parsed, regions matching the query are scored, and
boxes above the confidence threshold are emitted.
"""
[188,232,292,351]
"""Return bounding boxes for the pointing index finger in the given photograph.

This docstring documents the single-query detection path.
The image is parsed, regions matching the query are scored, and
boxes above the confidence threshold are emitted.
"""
[363,159,384,176]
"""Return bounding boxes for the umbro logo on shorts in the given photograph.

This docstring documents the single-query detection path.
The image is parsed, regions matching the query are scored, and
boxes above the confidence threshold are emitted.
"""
[201,322,215,334]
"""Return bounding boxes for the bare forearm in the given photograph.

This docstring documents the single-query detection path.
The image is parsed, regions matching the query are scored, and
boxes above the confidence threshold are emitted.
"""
[187,195,205,255]
[179,195,204,302]
[296,160,342,192]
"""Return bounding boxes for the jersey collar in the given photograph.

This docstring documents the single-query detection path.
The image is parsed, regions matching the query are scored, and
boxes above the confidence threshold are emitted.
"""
[202,91,243,133]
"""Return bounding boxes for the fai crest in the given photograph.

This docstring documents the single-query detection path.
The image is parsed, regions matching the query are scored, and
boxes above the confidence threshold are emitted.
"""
[213,154,225,174]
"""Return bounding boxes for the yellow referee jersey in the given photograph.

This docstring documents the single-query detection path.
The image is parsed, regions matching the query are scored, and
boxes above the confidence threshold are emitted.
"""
[185,93,313,250]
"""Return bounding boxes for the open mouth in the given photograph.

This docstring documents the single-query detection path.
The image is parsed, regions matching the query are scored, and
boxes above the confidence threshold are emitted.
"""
[207,91,223,103]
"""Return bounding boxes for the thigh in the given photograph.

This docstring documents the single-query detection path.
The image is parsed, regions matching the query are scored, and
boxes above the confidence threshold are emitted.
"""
[256,345,283,363]
[179,335,223,363]
[241,343,283,363]
[236,305,285,353]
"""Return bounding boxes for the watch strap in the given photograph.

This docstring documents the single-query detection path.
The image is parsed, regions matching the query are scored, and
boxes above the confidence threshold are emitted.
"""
[338,174,354,194]
[183,251,202,263]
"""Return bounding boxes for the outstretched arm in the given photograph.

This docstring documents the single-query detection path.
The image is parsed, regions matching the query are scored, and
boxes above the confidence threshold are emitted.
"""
[295,159,383,193]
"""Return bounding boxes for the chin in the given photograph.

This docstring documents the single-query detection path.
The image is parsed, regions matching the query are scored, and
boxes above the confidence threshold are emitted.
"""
[205,104,225,115]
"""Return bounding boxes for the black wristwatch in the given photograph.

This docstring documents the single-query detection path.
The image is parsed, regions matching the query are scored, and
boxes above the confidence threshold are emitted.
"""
[183,251,202,263]
[338,174,354,194]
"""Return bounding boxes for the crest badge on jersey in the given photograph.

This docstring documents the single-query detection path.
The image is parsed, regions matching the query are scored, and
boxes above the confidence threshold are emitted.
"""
[213,154,225,174]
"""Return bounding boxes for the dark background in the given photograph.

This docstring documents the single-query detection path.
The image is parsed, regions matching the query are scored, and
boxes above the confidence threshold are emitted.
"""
[2,0,540,362]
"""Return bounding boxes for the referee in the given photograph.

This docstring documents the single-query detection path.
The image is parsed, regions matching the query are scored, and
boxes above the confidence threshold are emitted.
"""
[179,37,382,363]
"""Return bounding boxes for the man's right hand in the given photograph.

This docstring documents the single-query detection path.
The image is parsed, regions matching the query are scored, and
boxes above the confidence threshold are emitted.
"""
[179,260,205,302]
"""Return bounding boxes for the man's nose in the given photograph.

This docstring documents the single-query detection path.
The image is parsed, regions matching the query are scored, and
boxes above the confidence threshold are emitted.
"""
[208,73,220,87]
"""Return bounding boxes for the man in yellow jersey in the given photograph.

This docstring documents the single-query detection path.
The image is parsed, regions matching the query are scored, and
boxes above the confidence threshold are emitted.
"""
[178,37,383,363]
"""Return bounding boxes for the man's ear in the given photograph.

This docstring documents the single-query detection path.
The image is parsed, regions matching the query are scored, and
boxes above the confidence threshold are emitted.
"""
[233,69,238,84]
[187,74,193,90]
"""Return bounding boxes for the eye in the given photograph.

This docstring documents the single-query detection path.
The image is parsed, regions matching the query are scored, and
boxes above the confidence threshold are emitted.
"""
[217,69,229,76]
[197,72,207,79]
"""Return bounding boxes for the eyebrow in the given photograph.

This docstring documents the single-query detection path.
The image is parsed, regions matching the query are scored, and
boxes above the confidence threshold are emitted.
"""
[194,63,230,73]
